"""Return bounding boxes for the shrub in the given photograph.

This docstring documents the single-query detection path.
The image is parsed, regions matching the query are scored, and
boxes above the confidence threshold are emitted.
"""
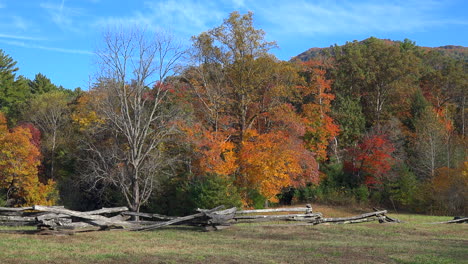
[353,185,369,203]
[247,189,267,209]
[0,190,6,206]
[150,173,242,215]
[292,184,318,203]
[185,173,243,210]
[292,184,359,206]
[384,164,418,209]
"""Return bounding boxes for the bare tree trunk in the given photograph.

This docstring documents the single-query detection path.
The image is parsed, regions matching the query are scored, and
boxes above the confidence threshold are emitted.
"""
[333,137,340,163]
[50,129,56,179]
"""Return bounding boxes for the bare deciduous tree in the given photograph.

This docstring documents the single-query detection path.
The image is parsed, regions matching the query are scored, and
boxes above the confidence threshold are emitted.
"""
[82,28,185,213]
[412,109,447,179]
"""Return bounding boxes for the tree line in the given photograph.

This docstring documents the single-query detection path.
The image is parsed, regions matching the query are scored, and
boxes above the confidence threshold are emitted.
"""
[0,12,466,215]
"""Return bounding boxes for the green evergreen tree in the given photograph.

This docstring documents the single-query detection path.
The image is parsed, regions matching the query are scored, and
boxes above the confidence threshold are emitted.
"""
[29,73,59,95]
[0,49,31,123]
[332,95,365,148]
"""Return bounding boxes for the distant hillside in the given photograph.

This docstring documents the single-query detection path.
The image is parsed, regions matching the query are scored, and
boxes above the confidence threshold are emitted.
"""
[293,38,468,62]
[429,45,468,61]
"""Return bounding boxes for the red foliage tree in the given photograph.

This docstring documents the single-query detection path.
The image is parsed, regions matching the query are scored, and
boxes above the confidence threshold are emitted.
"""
[345,134,395,187]
[18,123,41,149]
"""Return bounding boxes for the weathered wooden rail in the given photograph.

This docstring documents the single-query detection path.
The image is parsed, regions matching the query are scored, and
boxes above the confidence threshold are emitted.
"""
[0,204,408,235]
[429,217,468,224]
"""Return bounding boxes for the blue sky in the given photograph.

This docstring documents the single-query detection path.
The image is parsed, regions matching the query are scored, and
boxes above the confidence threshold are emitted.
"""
[0,0,467,89]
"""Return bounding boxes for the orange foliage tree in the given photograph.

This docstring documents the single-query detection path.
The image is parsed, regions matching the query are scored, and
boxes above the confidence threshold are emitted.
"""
[179,100,319,204]
[298,60,339,161]
[182,123,238,177]
[0,113,56,206]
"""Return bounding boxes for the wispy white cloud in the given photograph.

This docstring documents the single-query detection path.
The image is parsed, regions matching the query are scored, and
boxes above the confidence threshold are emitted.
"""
[93,0,230,37]
[0,39,93,55]
[11,15,31,31]
[40,0,85,32]
[146,0,226,34]
[0,33,45,41]
[91,0,467,43]
[0,15,32,32]
[248,0,467,37]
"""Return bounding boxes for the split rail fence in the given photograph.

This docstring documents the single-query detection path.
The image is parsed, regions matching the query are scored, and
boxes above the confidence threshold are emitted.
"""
[1,204,462,235]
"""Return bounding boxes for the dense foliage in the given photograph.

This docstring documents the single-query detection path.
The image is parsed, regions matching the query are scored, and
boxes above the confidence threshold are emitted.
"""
[0,12,466,215]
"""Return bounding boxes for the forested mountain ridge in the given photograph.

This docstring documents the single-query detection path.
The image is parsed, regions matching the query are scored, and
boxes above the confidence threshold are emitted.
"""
[292,38,468,62]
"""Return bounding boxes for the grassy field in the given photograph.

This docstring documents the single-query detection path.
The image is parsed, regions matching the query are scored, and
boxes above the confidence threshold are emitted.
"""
[0,204,466,264]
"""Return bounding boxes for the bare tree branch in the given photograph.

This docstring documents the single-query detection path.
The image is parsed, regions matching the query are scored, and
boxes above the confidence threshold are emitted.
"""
[80,27,186,213]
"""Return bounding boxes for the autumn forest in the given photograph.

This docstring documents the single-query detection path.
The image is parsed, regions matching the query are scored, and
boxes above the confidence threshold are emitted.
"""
[0,12,466,216]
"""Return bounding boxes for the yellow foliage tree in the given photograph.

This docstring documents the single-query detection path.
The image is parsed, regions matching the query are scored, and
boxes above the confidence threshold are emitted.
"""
[239,129,318,203]
[71,92,105,131]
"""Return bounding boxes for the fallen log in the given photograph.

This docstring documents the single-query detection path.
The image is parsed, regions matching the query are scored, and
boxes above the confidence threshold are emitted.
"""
[33,205,134,228]
[131,205,225,231]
